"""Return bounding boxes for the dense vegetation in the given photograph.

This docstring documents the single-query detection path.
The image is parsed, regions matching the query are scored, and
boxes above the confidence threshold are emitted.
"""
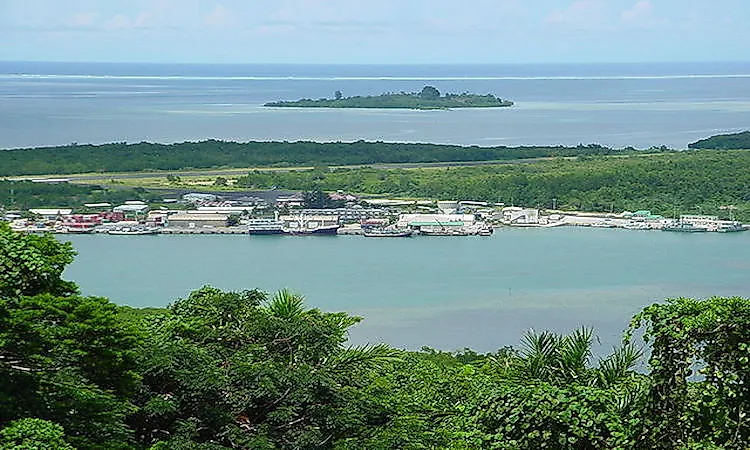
[264,86,514,109]
[0,181,161,210]
[236,150,750,220]
[688,130,750,150]
[0,140,646,177]
[1,223,749,449]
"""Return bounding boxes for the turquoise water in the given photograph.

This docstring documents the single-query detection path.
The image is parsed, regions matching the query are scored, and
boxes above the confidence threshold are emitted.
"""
[62,228,750,352]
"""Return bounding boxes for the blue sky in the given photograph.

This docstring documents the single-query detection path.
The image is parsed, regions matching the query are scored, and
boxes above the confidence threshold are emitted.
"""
[1,0,748,64]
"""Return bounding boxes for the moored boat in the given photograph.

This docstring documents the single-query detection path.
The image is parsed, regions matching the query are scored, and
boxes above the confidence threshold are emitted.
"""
[363,228,413,237]
[108,226,160,235]
[662,222,707,232]
[247,218,286,235]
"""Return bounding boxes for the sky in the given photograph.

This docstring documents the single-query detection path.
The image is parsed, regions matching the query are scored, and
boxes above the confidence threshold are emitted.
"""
[1,0,748,64]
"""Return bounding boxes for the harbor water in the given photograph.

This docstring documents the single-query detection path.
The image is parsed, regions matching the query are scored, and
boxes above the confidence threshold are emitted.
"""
[62,227,750,352]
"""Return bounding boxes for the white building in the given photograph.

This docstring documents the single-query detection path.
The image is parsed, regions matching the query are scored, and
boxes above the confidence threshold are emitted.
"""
[502,207,539,224]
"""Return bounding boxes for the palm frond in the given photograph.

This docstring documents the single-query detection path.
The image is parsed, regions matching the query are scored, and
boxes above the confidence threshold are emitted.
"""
[559,326,595,381]
[267,289,305,320]
[596,342,643,387]
[327,343,402,373]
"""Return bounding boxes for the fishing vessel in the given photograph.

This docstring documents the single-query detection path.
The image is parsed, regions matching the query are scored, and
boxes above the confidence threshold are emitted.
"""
[280,214,340,235]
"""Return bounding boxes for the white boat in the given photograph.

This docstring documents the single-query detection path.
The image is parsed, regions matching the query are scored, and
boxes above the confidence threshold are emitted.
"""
[363,228,413,237]
[247,218,286,235]
[108,226,160,235]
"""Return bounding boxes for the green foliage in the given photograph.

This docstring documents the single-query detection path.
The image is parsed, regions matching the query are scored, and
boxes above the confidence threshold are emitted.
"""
[237,150,750,221]
[265,86,513,109]
[0,225,140,449]
[476,382,641,449]
[420,85,441,100]
[689,130,750,149]
[131,286,399,449]
[0,222,77,298]
[629,296,750,449]
[0,180,161,210]
[0,418,74,450]
[302,188,345,209]
[0,140,638,177]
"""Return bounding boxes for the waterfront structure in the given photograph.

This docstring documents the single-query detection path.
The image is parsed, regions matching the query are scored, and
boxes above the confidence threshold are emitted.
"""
[501,207,540,225]
[167,213,229,228]
[295,208,387,222]
[436,201,460,214]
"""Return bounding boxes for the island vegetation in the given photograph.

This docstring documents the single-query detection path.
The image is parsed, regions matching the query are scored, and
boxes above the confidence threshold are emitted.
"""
[1,223,749,449]
[264,86,514,110]
[0,140,643,177]
[688,130,750,150]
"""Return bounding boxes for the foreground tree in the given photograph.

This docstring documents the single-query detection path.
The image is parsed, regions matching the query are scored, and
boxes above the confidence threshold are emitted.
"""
[630,296,750,449]
[130,287,398,449]
[0,418,74,450]
[0,224,140,449]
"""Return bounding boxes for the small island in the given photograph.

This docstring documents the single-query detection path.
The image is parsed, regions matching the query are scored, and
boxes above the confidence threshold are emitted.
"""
[264,85,514,110]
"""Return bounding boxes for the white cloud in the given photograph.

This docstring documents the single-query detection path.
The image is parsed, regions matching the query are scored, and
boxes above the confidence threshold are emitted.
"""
[63,12,99,28]
[204,4,238,27]
[104,14,133,31]
[622,1,654,23]
[545,0,605,26]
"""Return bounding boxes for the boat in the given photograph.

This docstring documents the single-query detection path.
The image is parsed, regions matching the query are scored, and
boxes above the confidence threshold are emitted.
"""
[363,228,413,237]
[247,218,286,235]
[624,221,651,230]
[419,228,470,236]
[478,227,494,236]
[108,226,160,235]
[662,222,707,232]
[286,224,340,235]
[281,214,340,235]
[716,222,747,233]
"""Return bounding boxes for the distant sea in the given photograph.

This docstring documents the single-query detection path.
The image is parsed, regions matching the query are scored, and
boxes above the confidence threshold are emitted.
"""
[2,61,750,150]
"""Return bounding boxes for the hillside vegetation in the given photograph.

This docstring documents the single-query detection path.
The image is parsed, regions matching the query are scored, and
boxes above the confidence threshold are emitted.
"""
[688,130,750,149]
[0,140,645,177]
[236,150,750,220]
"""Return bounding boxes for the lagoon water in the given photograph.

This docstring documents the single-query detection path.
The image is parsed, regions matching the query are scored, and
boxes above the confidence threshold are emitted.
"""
[63,228,750,352]
[2,61,750,149]
[8,61,750,351]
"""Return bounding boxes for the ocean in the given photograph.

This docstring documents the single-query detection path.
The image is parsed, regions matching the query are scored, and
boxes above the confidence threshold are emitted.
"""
[2,61,750,150]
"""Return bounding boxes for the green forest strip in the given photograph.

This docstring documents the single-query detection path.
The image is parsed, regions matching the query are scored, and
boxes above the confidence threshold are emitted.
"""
[2,224,749,449]
[4,149,750,221]
[235,150,750,220]
[688,130,750,149]
[0,140,657,177]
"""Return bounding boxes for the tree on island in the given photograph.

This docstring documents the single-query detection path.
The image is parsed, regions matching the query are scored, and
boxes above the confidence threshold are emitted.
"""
[334,90,343,100]
[420,85,441,100]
